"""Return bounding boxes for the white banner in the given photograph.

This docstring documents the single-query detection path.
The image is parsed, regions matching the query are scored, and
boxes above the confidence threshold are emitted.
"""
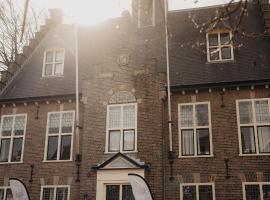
[128,173,153,200]
[9,178,30,200]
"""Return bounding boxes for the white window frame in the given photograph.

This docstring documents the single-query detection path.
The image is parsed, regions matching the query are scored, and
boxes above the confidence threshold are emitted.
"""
[180,183,216,200]
[104,183,133,200]
[236,98,270,156]
[96,169,144,200]
[0,186,12,199]
[137,0,156,28]
[40,185,70,200]
[242,182,270,200]
[0,114,27,164]
[43,111,75,162]
[106,103,137,153]
[206,30,234,63]
[42,48,65,77]
[178,102,213,158]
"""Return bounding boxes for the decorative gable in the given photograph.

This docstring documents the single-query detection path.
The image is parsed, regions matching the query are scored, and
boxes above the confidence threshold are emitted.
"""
[92,152,148,170]
[104,157,137,169]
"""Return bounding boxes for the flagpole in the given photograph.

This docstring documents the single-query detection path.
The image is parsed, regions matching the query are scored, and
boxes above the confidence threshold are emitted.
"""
[164,0,173,153]
[74,23,82,182]
[75,23,80,156]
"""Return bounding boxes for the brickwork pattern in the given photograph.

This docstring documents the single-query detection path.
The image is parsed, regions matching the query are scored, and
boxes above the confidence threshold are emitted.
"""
[164,87,270,200]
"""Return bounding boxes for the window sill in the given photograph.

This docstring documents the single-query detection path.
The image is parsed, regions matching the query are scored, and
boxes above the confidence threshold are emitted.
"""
[104,151,138,154]
[42,160,73,163]
[0,161,23,165]
[178,155,214,159]
[41,75,64,79]
[206,59,234,64]
[239,153,270,157]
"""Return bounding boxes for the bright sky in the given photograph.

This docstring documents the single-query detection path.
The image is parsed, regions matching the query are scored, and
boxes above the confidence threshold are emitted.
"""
[28,0,232,25]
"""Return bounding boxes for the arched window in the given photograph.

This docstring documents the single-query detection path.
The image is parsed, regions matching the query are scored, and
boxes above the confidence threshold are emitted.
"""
[106,91,137,153]
[109,91,136,104]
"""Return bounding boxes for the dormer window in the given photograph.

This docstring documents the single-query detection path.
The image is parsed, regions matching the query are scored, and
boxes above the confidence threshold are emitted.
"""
[137,0,155,28]
[43,48,65,77]
[206,30,234,62]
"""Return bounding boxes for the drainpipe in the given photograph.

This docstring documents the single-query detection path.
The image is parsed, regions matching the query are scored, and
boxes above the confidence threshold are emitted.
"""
[164,0,176,180]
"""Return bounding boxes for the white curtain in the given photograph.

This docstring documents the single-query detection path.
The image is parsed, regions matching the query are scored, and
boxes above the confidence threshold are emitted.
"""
[182,130,194,155]
[258,127,270,153]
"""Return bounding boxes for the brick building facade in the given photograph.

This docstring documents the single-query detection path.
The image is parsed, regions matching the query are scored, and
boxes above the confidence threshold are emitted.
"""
[0,0,270,200]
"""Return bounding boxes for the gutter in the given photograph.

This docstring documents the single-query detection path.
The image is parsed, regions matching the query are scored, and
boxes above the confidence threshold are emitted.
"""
[0,93,79,103]
[170,79,270,92]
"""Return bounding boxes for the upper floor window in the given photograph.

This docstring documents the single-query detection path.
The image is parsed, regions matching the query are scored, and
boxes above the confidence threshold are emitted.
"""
[206,30,233,62]
[43,48,65,77]
[41,185,70,200]
[243,182,270,200]
[0,114,27,163]
[178,102,212,157]
[180,183,215,200]
[237,98,270,155]
[44,111,74,161]
[0,187,12,199]
[137,0,155,28]
[106,91,137,153]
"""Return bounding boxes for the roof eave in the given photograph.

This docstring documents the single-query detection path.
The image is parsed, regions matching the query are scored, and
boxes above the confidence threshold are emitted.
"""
[170,79,270,92]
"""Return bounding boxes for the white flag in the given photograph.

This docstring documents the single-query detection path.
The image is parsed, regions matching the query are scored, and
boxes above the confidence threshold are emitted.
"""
[9,178,30,200]
[128,173,153,200]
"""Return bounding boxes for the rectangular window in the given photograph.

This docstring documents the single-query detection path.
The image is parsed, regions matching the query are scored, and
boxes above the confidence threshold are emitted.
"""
[137,0,155,28]
[41,185,69,200]
[106,184,134,200]
[243,182,270,200]
[107,103,137,153]
[178,102,212,157]
[43,48,65,77]
[0,114,27,163]
[0,187,12,200]
[237,99,270,155]
[44,111,74,161]
[207,30,233,62]
[180,183,215,200]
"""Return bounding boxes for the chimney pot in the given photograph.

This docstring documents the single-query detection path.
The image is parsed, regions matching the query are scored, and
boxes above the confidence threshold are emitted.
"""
[49,8,63,24]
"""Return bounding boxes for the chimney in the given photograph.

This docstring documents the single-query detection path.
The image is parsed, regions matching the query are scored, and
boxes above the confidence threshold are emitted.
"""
[48,8,64,25]
[258,0,270,35]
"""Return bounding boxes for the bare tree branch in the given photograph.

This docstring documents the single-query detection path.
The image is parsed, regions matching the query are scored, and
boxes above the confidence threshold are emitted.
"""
[0,0,46,68]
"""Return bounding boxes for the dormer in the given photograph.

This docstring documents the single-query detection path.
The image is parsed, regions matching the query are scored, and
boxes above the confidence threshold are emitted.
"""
[206,29,234,63]
[132,0,156,28]
[42,48,65,77]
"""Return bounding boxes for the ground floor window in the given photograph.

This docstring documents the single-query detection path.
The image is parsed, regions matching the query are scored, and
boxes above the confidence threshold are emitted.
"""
[0,187,12,200]
[106,184,134,200]
[180,183,215,200]
[243,182,270,200]
[41,185,69,200]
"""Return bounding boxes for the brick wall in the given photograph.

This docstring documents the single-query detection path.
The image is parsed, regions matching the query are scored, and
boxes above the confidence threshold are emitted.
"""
[164,86,270,200]
[79,58,166,199]
[0,100,80,200]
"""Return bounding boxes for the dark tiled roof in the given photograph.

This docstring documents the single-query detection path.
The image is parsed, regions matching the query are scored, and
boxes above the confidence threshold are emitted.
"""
[0,2,269,100]
[0,24,77,101]
[168,2,270,87]
[0,16,164,101]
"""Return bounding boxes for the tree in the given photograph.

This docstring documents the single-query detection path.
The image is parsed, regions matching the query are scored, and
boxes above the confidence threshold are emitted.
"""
[188,0,268,37]
[0,0,46,69]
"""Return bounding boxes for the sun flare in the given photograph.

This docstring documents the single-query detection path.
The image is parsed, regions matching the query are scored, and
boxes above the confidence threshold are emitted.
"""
[29,0,234,26]
[31,0,132,25]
